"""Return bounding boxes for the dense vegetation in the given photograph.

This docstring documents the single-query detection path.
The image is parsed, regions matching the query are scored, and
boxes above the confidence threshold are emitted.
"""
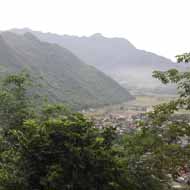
[0,32,133,110]
[0,72,122,189]
[0,54,190,189]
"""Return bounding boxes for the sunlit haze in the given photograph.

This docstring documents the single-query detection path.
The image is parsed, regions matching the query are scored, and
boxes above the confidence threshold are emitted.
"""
[0,0,189,60]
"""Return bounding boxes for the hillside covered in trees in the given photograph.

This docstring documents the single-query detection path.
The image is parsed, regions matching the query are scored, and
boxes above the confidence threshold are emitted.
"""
[0,31,133,110]
[11,28,187,93]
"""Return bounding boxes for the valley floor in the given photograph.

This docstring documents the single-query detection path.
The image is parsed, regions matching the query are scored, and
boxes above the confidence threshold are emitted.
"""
[83,95,174,133]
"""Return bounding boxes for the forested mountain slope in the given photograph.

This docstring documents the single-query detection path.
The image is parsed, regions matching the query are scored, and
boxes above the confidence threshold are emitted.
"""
[0,32,133,109]
[12,28,186,94]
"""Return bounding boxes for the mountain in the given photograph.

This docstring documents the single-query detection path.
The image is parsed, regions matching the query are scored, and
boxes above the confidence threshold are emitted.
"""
[11,28,185,94]
[0,31,133,110]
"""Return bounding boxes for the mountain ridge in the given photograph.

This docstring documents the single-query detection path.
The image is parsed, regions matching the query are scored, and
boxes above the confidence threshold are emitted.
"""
[10,28,180,93]
[0,31,133,109]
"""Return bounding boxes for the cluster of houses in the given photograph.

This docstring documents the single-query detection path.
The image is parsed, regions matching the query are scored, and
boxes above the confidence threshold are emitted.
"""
[82,103,153,134]
[89,111,146,134]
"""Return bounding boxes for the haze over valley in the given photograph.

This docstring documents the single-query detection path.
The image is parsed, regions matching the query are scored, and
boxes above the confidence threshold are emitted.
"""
[11,28,186,95]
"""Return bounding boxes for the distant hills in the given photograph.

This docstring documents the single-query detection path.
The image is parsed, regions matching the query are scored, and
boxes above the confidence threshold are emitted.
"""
[11,28,185,94]
[0,31,133,110]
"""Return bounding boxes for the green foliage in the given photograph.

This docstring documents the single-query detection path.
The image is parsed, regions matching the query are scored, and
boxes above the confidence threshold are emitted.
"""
[1,51,190,190]
[117,128,170,190]
[0,71,35,131]
[134,53,190,188]
[0,72,125,190]
[176,53,190,63]
[12,114,123,190]
[110,52,190,190]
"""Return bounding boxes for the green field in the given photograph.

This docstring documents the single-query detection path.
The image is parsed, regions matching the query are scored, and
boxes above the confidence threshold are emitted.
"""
[126,95,175,107]
[85,95,176,118]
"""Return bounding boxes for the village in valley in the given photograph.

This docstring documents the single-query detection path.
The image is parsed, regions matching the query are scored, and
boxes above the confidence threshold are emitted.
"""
[84,95,190,134]
[84,95,190,188]
[83,96,171,134]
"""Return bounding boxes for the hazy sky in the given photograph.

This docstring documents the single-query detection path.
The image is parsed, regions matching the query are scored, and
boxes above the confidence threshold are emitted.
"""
[0,0,189,60]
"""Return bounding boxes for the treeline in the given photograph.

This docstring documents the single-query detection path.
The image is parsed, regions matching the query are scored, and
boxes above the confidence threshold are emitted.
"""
[0,54,190,190]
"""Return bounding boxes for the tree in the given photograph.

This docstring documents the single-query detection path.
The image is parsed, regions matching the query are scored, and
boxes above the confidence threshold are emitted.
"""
[0,71,38,190]
[1,54,190,190]
[0,71,35,131]
[112,53,190,190]
[0,72,125,190]
[10,113,123,190]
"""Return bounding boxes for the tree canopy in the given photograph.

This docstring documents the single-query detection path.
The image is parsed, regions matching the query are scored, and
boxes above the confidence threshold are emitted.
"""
[0,52,190,190]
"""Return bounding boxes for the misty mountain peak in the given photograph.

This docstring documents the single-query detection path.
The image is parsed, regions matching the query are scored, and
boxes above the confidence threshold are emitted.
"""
[91,33,103,38]
[24,32,39,41]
